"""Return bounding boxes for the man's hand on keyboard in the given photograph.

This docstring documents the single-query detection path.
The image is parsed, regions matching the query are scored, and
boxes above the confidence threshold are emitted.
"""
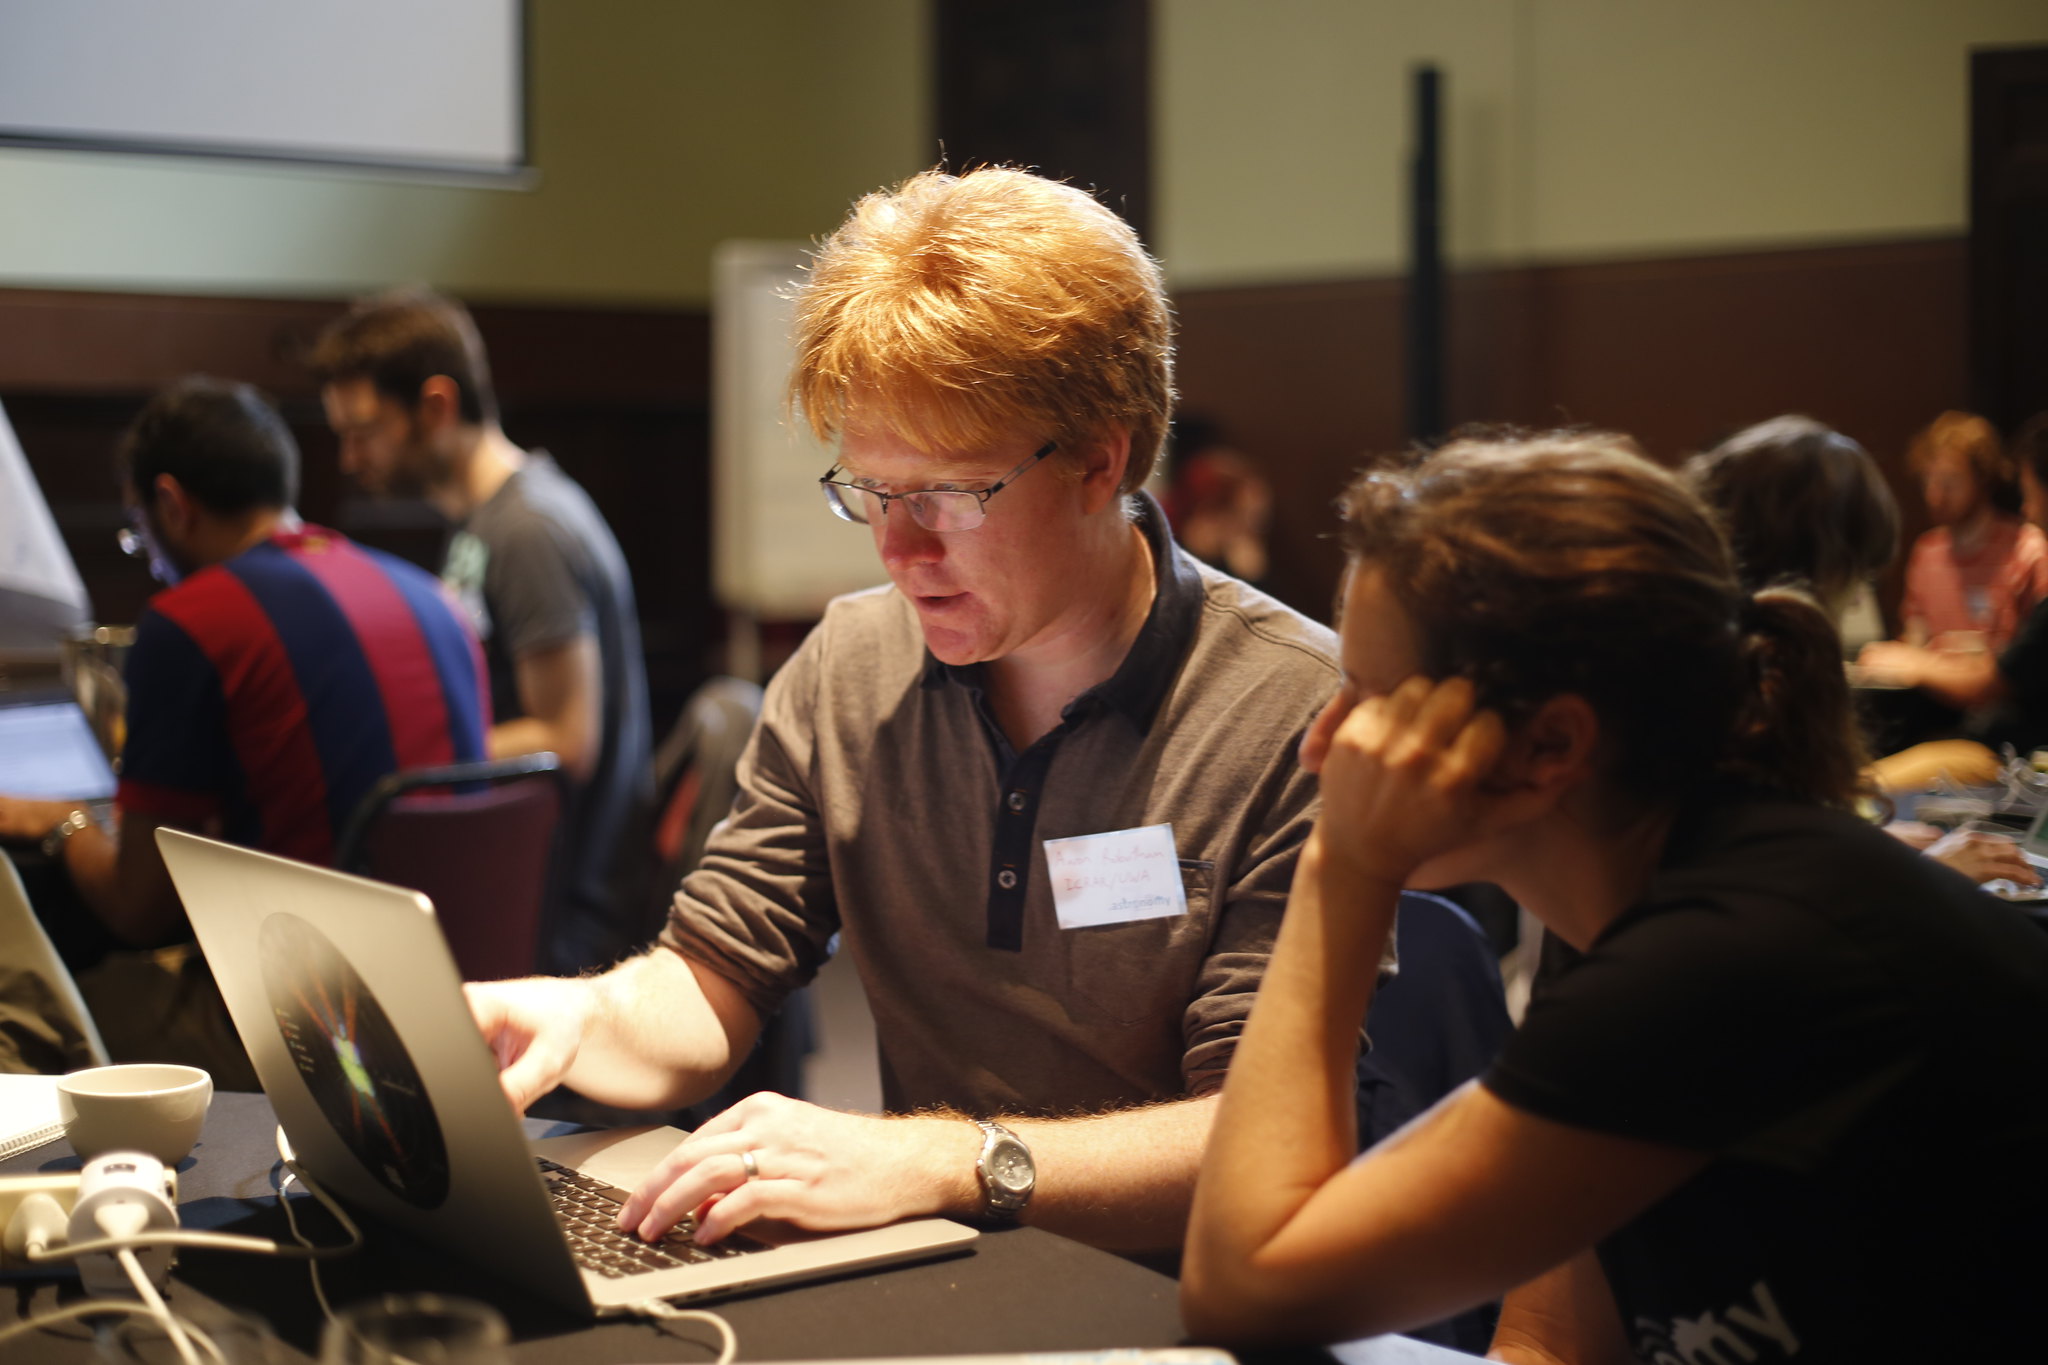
[465,976,596,1112]
[616,1091,979,1245]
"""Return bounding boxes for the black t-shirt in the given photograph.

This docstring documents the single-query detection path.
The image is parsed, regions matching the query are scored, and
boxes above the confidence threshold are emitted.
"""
[1985,595,2048,753]
[1484,786,2048,1362]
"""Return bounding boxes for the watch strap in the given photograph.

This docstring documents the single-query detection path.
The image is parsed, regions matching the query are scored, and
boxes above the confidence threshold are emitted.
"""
[41,808,93,861]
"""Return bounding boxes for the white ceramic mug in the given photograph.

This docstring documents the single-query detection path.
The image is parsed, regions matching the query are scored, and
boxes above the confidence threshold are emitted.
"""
[57,1063,213,1165]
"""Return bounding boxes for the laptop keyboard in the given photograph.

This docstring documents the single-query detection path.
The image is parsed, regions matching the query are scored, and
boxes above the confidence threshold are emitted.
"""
[537,1157,765,1278]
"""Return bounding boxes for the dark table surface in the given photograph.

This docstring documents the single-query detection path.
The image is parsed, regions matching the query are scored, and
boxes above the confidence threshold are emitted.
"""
[2,1092,1472,1364]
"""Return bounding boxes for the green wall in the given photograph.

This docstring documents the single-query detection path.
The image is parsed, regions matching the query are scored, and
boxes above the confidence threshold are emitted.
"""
[2,1,2044,304]
[0,0,929,305]
[1157,0,2048,286]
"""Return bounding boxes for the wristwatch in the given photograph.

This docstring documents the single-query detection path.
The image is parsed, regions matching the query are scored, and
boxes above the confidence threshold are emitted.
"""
[970,1118,1035,1220]
[41,808,94,861]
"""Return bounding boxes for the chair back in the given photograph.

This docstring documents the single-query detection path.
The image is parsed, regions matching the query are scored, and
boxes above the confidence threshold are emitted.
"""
[334,754,564,983]
[0,847,109,1071]
[650,677,764,894]
[1359,890,1514,1137]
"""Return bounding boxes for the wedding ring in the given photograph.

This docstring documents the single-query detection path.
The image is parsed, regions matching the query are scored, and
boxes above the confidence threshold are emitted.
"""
[739,1149,759,1181]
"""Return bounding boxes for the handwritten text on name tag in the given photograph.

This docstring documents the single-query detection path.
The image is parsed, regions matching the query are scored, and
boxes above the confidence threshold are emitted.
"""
[1044,823,1188,929]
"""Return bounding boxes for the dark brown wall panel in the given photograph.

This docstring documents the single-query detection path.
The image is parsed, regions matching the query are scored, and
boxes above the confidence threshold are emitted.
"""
[1175,237,1969,619]
[0,288,712,726]
[5,236,1973,698]
[934,0,1152,239]
[1971,45,2048,431]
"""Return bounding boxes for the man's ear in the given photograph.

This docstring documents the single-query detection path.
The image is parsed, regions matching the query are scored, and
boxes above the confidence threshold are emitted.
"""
[415,375,464,433]
[150,472,195,537]
[1485,693,1600,807]
[1077,427,1133,514]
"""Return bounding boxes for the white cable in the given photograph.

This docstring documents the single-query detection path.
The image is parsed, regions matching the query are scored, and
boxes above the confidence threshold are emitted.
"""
[30,1226,353,1261]
[634,1298,739,1365]
[276,1159,343,1331]
[0,1299,212,1354]
[25,1159,361,1266]
[118,1244,221,1365]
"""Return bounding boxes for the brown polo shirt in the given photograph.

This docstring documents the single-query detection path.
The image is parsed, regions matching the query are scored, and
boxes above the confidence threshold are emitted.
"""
[661,497,1340,1116]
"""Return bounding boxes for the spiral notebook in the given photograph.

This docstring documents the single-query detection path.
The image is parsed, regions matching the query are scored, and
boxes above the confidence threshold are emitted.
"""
[0,1074,64,1160]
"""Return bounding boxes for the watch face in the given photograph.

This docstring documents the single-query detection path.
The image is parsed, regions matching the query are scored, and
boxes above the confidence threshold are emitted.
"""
[990,1137,1032,1192]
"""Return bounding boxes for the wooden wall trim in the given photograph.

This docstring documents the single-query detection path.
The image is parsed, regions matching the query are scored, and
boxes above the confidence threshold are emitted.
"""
[3,232,1974,671]
[0,286,708,406]
[1,285,714,725]
[1175,236,1969,617]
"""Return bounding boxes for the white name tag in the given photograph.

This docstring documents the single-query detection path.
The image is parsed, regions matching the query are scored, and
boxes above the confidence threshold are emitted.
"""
[1044,823,1189,930]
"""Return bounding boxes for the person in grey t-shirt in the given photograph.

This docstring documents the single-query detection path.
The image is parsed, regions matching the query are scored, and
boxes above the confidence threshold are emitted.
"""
[313,288,654,974]
[463,168,1345,1257]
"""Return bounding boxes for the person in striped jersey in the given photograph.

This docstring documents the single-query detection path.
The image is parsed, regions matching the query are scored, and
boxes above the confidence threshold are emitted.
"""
[0,375,489,1081]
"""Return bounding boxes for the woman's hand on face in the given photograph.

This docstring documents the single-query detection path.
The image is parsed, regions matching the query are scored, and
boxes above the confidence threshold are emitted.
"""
[1304,675,1508,891]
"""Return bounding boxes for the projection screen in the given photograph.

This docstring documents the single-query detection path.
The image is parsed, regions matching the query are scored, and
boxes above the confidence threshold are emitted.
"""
[0,0,525,179]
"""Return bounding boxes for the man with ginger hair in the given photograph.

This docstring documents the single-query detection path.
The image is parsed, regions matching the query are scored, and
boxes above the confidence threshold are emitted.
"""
[466,167,1340,1254]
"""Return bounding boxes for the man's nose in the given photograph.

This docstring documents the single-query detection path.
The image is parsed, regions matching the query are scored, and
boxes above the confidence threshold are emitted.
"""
[875,503,943,569]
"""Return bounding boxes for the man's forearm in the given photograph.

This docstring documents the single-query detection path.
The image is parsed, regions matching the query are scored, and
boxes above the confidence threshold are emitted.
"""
[61,813,183,947]
[489,717,594,781]
[1911,648,2005,710]
[1003,1094,1219,1251]
[59,821,122,924]
[558,949,760,1110]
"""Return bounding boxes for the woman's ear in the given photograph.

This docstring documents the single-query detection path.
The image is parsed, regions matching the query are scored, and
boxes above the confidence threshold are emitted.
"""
[1484,693,1600,805]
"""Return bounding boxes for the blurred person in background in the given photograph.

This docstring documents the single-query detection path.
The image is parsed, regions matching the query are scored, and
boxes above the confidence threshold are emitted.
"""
[1684,415,2029,885]
[1895,411,2047,654]
[0,377,487,1079]
[1159,414,1273,591]
[314,289,654,976]
[1862,414,2048,792]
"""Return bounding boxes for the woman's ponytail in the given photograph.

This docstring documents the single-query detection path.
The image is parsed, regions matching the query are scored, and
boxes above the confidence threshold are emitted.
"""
[1724,587,1867,809]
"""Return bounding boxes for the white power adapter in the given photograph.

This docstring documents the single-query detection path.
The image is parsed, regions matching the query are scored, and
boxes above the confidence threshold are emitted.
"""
[66,1152,180,1295]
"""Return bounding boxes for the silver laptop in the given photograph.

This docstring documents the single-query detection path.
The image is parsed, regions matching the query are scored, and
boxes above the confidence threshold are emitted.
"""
[157,827,977,1316]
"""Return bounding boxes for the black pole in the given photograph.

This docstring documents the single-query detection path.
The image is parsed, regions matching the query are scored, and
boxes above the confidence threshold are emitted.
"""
[1406,64,1445,445]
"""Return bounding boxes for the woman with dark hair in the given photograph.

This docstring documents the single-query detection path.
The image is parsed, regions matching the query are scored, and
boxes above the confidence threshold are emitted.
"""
[1182,432,2048,1362]
[1682,414,1898,617]
[1684,416,2030,884]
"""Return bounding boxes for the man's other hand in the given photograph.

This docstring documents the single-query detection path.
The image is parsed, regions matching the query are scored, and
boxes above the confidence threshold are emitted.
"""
[464,976,598,1112]
[615,1092,977,1245]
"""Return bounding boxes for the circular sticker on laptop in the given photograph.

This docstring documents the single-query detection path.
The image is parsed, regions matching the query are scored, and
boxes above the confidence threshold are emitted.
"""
[259,912,451,1209]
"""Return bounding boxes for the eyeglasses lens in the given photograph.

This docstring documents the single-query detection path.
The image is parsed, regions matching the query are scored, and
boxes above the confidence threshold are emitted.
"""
[823,484,985,532]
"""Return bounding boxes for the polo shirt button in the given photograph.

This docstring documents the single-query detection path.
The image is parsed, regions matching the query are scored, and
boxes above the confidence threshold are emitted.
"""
[1007,790,1028,812]
[997,869,1018,890]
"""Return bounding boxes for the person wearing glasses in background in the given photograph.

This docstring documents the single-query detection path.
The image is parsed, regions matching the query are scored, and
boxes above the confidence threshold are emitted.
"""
[311,289,654,976]
[464,166,1344,1255]
[0,376,488,1080]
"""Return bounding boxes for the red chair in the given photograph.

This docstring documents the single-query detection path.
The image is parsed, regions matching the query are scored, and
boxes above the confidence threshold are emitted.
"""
[334,754,564,982]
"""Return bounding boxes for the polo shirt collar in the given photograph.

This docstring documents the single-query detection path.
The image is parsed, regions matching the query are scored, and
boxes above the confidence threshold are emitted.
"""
[920,490,1204,736]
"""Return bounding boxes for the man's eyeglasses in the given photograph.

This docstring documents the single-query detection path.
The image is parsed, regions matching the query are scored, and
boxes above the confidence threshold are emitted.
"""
[116,506,151,561]
[820,444,1055,533]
